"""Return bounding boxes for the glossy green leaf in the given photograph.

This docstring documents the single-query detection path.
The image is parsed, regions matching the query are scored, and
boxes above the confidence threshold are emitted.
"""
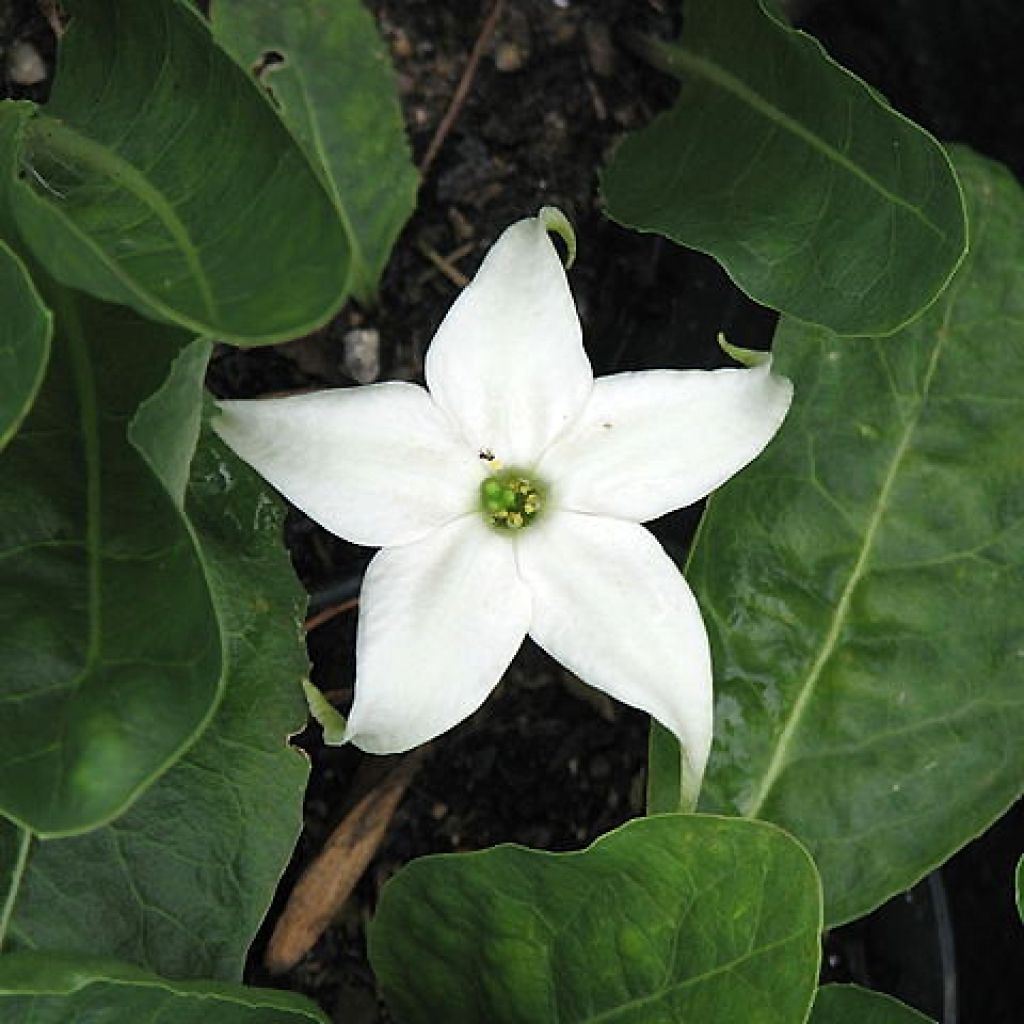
[3,0,350,344]
[0,240,51,450]
[601,0,966,336]
[0,101,33,241]
[211,0,418,304]
[369,814,822,1024]
[0,952,328,1023]
[0,297,222,836]
[0,420,309,979]
[667,148,1024,925]
[809,985,934,1024]
[128,338,210,507]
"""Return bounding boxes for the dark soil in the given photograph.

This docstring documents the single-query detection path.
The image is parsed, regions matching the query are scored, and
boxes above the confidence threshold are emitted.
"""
[2,0,1021,1021]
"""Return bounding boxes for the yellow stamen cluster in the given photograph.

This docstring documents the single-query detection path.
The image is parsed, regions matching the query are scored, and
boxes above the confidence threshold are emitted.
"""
[480,468,545,531]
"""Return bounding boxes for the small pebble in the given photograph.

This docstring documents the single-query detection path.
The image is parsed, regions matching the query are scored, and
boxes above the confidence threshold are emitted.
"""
[390,27,412,60]
[342,327,380,384]
[494,8,531,72]
[6,40,47,86]
[494,41,525,73]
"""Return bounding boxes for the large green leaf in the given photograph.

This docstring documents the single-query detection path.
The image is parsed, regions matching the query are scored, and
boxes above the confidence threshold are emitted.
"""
[0,241,51,450]
[211,0,418,305]
[657,148,1024,924]
[601,0,966,336]
[0,419,309,979]
[369,814,822,1024]
[0,298,222,836]
[808,985,934,1024]
[0,101,32,241]
[0,952,328,1022]
[2,0,350,345]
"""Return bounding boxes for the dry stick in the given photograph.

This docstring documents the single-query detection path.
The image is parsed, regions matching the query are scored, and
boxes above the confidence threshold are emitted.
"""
[264,749,427,974]
[37,0,64,38]
[418,0,505,178]
[416,239,471,288]
[302,595,359,634]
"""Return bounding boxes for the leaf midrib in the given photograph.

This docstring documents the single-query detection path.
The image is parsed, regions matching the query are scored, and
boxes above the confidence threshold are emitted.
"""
[744,278,968,821]
[24,116,219,322]
[581,925,813,1024]
[0,826,32,952]
[64,304,102,678]
[660,41,946,240]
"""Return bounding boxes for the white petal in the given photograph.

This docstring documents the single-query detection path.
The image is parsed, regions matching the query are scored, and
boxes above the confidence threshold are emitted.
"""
[214,383,480,548]
[518,511,712,797]
[344,517,531,753]
[538,361,793,522]
[424,214,593,466]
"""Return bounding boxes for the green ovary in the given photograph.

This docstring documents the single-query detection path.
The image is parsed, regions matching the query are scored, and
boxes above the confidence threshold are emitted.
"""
[479,468,546,530]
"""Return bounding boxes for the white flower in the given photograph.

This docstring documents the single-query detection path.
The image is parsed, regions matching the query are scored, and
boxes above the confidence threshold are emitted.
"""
[215,209,792,801]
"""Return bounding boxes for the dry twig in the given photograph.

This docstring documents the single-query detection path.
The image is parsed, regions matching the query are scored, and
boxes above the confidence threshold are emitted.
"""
[302,596,359,634]
[264,749,427,974]
[37,0,64,38]
[415,239,473,288]
[418,0,505,178]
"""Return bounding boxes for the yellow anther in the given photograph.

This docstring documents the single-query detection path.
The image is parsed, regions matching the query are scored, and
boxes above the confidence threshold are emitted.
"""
[479,466,546,532]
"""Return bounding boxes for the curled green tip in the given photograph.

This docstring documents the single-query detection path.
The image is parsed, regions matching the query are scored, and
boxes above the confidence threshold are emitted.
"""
[538,206,576,268]
[302,678,348,745]
[717,331,771,369]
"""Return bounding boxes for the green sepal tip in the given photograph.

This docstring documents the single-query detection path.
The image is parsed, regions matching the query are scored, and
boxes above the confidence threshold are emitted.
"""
[302,678,348,745]
[539,206,576,269]
[717,331,771,368]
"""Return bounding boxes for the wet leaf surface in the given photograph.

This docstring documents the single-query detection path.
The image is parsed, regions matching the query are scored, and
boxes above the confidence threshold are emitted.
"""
[370,814,821,1024]
[669,148,1024,925]
[603,0,966,336]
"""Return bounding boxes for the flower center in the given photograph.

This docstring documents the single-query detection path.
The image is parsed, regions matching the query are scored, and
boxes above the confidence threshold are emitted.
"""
[479,467,545,531]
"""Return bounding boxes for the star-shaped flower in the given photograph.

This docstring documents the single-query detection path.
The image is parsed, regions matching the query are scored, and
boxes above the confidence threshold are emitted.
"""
[215,209,792,800]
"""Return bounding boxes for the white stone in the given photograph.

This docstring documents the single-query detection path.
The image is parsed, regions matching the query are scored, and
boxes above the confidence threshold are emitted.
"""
[6,41,47,86]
